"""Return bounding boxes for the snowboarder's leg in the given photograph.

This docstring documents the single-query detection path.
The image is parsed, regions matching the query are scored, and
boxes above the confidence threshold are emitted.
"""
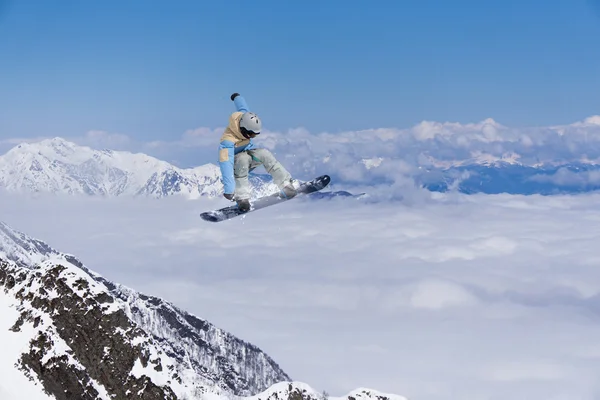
[248,149,297,198]
[234,152,252,211]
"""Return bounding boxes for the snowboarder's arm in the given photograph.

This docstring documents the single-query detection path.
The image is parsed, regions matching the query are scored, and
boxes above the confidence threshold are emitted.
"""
[231,93,250,113]
[218,140,235,194]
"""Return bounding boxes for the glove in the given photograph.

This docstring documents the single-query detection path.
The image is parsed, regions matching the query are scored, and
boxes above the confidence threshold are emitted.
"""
[230,93,240,101]
[223,193,235,201]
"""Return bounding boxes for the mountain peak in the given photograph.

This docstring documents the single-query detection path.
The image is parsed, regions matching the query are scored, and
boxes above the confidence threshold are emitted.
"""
[29,136,78,149]
[0,137,223,198]
[45,136,75,145]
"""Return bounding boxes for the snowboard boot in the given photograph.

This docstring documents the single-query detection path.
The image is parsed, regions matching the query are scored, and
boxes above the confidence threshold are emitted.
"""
[236,198,251,213]
[280,180,298,199]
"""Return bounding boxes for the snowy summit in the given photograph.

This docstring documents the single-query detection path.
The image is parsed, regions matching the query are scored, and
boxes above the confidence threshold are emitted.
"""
[0,138,222,198]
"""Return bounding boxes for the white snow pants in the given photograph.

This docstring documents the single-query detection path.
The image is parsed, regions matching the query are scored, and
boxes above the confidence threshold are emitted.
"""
[234,149,292,200]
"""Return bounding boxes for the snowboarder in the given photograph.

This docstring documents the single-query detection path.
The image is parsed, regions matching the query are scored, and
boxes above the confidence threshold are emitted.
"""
[218,93,298,212]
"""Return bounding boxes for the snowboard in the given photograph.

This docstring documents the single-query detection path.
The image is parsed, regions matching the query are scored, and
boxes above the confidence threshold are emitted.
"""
[200,175,331,222]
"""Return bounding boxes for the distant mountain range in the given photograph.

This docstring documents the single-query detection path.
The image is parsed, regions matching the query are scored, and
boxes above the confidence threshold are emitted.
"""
[0,137,223,198]
[359,149,600,195]
[412,161,600,195]
[2,136,600,197]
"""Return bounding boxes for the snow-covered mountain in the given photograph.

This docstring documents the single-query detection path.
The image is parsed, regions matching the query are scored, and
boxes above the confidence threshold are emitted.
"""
[0,221,406,400]
[0,221,290,399]
[246,383,406,400]
[0,138,223,198]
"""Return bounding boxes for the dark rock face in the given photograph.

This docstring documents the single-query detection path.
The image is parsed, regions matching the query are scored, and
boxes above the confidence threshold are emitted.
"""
[1,260,178,400]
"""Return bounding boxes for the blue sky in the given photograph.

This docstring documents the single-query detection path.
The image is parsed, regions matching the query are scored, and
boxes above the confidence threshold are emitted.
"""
[0,0,599,142]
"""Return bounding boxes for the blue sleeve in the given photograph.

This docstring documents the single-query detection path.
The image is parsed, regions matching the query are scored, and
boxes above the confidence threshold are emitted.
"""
[218,140,235,194]
[233,95,250,112]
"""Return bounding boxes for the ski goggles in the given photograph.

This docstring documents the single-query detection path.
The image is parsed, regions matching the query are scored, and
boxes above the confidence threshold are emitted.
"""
[241,127,260,136]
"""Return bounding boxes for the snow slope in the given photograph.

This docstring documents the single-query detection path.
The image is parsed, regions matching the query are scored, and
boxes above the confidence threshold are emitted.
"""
[0,221,290,399]
[0,285,54,400]
[245,382,407,400]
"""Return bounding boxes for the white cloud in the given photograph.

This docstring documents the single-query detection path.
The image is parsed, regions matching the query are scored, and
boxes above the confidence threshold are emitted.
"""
[408,279,479,310]
[3,189,600,399]
[180,127,225,147]
[82,130,131,149]
[529,168,600,186]
[131,114,600,187]
[142,126,225,150]
[486,360,571,382]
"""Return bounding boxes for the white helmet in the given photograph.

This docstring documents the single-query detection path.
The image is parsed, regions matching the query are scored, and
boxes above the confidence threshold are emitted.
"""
[239,112,262,138]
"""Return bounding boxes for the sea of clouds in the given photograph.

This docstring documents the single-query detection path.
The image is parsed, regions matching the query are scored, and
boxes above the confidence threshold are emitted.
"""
[2,185,600,400]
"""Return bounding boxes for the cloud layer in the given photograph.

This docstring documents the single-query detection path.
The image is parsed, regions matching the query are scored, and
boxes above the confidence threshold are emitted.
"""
[2,189,600,399]
[4,115,600,195]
